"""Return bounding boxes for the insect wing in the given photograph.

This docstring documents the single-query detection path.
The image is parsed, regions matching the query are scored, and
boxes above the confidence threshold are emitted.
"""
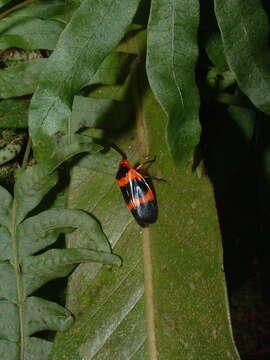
[126,170,157,223]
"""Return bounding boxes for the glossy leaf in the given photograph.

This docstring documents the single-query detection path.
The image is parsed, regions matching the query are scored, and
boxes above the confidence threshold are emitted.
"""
[0,59,46,99]
[214,0,270,114]
[147,0,201,164]
[29,0,141,161]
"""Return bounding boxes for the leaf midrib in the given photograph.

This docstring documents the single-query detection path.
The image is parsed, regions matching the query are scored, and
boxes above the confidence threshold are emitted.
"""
[11,199,25,360]
[170,0,184,107]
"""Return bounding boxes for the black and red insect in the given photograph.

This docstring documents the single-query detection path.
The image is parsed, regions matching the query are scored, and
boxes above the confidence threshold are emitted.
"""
[116,158,158,224]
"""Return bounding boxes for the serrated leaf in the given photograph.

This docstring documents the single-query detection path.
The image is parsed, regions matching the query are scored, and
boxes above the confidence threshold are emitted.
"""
[26,338,53,360]
[29,0,142,161]
[14,164,59,225]
[25,297,73,335]
[0,99,29,128]
[0,17,64,51]
[17,208,111,257]
[214,0,270,114]
[0,340,19,360]
[49,134,102,172]
[146,0,201,164]
[0,185,12,227]
[0,59,46,99]
[0,301,20,341]
[23,248,121,295]
[0,227,11,261]
[0,263,16,301]
[0,142,120,360]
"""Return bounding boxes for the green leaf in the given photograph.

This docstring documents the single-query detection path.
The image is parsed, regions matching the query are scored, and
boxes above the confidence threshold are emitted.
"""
[88,52,132,86]
[0,185,12,227]
[228,105,255,141]
[0,0,12,7]
[0,18,64,51]
[0,142,120,360]
[51,91,239,359]
[0,340,19,360]
[76,147,121,175]
[26,338,53,360]
[0,301,20,341]
[48,134,102,172]
[23,248,121,295]
[29,0,141,161]
[0,228,11,261]
[25,297,73,334]
[204,32,228,71]
[0,59,46,99]
[214,0,270,114]
[14,164,59,225]
[70,96,130,133]
[146,0,201,164]
[0,263,17,301]
[17,208,111,257]
[0,99,29,128]
[6,0,66,22]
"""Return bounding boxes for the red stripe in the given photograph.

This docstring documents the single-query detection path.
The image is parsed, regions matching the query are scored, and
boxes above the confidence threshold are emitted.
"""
[116,169,143,187]
[127,189,155,210]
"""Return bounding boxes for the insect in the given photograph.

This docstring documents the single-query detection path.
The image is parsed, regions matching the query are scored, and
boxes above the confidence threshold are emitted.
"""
[116,158,158,224]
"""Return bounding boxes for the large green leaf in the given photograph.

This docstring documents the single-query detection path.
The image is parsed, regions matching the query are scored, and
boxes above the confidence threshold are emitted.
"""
[29,0,141,162]
[0,59,46,99]
[0,17,64,50]
[51,90,240,359]
[146,0,201,164]
[214,0,270,114]
[0,142,120,360]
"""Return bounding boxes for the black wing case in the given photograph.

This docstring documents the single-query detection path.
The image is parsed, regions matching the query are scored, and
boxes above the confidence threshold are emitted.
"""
[120,177,157,223]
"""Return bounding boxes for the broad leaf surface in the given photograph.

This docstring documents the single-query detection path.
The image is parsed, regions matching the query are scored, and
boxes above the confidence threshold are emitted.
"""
[50,91,240,359]
[29,0,141,161]
[214,0,270,114]
[146,0,201,164]
[0,59,45,99]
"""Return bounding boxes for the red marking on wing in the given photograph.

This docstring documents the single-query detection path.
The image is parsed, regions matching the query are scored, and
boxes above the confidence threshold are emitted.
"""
[127,189,155,210]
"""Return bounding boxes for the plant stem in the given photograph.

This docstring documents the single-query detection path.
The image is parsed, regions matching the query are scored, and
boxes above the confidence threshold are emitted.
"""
[129,37,158,359]
[0,0,34,19]
[11,200,26,360]
[21,137,32,170]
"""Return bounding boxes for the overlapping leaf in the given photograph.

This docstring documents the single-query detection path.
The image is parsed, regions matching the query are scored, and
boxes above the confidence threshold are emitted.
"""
[0,139,120,360]
[146,0,201,164]
[0,59,46,99]
[214,0,270,114]
[29,0,141,162]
